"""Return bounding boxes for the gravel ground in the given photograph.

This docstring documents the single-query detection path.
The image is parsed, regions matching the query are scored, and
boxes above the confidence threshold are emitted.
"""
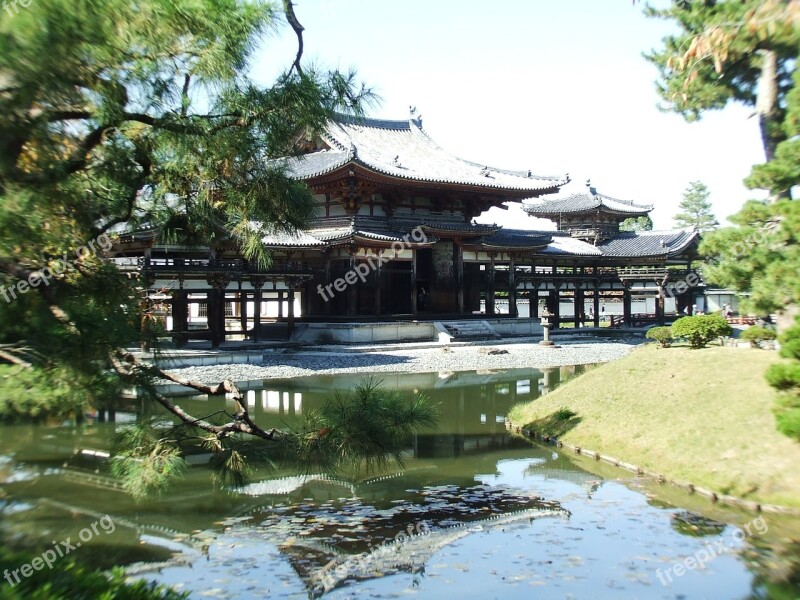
[162,339,641,385]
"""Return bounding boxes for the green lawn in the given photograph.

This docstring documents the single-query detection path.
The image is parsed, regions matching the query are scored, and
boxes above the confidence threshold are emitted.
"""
[509,344,800,508]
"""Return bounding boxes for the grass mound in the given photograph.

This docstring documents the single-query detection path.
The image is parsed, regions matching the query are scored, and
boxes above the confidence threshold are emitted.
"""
[509,344,800,508]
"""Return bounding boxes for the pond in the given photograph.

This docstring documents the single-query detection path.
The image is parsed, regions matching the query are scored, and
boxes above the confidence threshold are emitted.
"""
[1,366,798,598]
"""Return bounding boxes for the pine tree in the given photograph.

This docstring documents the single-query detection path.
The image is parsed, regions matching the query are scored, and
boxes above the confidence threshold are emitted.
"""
[644,1,797,164]
[619,216,653,232]
[674,181,718,232]
[645,1,800,441]
[0,0,434,495]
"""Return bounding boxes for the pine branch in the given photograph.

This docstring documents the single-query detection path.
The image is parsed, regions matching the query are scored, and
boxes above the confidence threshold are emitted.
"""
[0,257,79,333]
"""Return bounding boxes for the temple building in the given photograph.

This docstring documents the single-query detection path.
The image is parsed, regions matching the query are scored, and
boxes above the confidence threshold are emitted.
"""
[115,113,704,346]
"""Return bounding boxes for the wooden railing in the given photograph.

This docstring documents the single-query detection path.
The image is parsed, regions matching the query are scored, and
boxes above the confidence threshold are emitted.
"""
[138,257,315,275]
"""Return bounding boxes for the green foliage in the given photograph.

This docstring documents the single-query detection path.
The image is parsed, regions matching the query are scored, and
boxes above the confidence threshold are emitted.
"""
[0,547,185,599]
[646,326,673,348]
[289,377,438,476]
[520,407,581,439]
[741,326,777,348]
[110,424,187,499]
[0,0,426,497]
[673,181,718,232]
[774,392,800,440]
[647,1,800,350]
[700,199,800,315]
[0,0,373,421]
[671,314,732,349]
[619,216,653,232]
[769,317,800,441]
[0,365,84,422]
[553,408,577,421]
[766,363,800,392]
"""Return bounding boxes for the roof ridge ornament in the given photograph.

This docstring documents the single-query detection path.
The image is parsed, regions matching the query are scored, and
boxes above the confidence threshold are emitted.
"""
[409,105,423,127]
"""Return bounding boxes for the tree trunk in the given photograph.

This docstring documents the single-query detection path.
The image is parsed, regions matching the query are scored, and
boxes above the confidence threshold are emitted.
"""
[755,49,788,202]
[756,49,780,162]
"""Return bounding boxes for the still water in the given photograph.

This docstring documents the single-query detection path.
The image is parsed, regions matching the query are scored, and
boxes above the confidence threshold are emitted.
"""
[1,366,798,599]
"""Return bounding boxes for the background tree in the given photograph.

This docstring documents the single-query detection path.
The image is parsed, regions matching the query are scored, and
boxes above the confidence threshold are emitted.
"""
[619,215,653,232]
[0,0,434,494]
[673,181,718,232]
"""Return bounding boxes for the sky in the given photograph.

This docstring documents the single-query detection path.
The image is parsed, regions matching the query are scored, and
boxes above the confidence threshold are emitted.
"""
[252,0,767,231]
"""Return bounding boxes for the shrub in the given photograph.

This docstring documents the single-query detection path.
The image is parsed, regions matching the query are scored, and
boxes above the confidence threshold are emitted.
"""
[646,326,673,347]
[670,314,732,348]
[766,363,800,391]
[0,547,186,599]
[553,407,577,421]
[741,326,778,348]
[770,316,800,443]
[774,393,800,440]
[778,318,800,361]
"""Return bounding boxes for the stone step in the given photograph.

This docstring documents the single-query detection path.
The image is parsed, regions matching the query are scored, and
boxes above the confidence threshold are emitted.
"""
[440,320,501,340]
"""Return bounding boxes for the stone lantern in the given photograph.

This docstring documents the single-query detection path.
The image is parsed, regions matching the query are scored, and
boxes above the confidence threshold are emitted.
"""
[540,306,554,347]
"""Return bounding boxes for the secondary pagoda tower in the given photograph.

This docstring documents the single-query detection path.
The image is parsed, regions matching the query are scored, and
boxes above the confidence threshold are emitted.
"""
[523,180,652,244]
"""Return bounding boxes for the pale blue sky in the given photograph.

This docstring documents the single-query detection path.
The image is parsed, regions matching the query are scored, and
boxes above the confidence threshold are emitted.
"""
[253,0,766,230]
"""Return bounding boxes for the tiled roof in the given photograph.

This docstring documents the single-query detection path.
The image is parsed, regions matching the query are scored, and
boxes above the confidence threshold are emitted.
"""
[476,229,553,250]
[540,233,603,257]
[524,188,652,216]
[419,221,500,235]
[282,115,568,192]
[257,219,697,259]
[280,149,352,179]
[260,228,326,248]
[306,218,435,246]
[598,229,699,258]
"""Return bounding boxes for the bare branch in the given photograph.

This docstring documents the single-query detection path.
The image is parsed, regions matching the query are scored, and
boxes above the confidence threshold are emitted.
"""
[113,350,283,441]
[0,344,37,368]
[92,146,152,237]
[181,74,191,118]
[283,0,305,75]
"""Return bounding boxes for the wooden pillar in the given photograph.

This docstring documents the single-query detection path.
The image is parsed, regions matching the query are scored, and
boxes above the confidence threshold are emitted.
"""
[508,256,517,318]
[574,288,583,328]
[278,291,284,319]
[347,254,357,316]
[252,278,264,342]
[374,258,381,316]
[623,287,632,328]
[323,256,332,317]
[656,284,665,325]
[218,286,228,346]
[455,242,464,314]
[301,281,309,317]
[239,285,247,334]
[487,255,496,315]
[593,284,600,328]
[550,288,560,329]
[531,259,539,320]
[287,288,295,339]
[411,248,418,316]
[172,289,189,347]
[208,287,224,348]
